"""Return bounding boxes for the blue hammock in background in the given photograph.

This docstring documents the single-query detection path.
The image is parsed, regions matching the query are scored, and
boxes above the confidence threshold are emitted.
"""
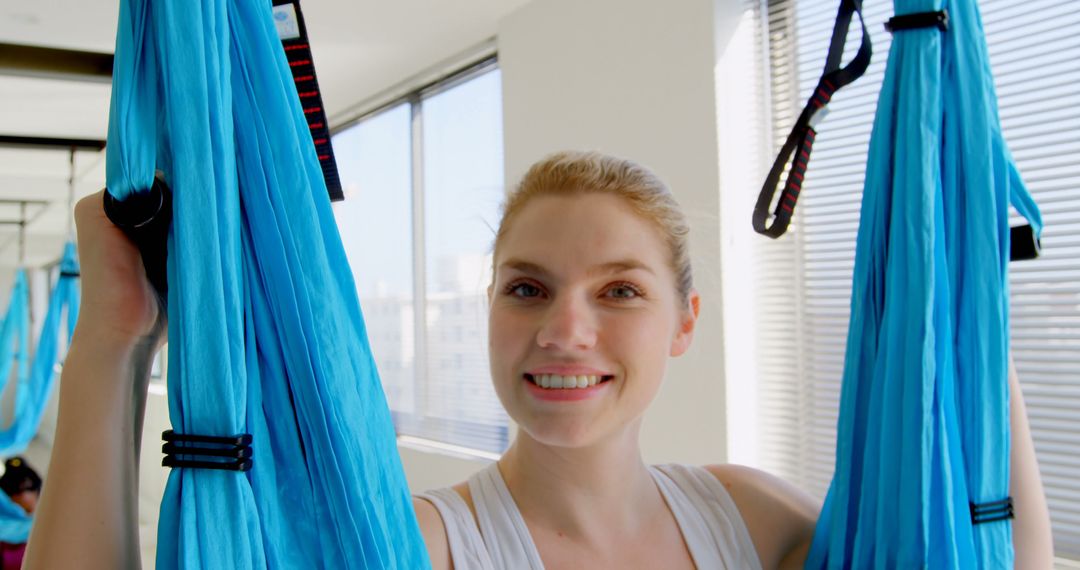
[0,243,80,543]
[106,0,428,568]
[805,0,1043,567]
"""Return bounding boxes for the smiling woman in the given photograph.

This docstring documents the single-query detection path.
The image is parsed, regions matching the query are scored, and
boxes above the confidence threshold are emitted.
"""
[413,151,816,570]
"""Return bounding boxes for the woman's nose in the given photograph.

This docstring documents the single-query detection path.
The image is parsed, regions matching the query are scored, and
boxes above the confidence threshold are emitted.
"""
[535,295,597,351]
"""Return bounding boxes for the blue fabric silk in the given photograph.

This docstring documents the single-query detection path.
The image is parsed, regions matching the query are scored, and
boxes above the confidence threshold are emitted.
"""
[106,1,429,568]
[806,0,1041,567]
[0,244,80,543]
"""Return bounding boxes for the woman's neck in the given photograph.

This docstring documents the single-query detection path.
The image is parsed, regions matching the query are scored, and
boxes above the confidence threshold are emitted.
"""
[496,424,664,540]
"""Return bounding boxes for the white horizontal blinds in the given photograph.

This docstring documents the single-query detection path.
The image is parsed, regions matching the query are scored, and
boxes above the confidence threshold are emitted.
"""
[760,0,1080,559]
[986,0,1080,559]
[754,0,814,492]
[756,0,897,500]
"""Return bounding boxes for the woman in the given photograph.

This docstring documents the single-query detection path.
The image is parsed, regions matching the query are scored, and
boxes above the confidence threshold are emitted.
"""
[0,457,41,570]
[26,152,1052,568]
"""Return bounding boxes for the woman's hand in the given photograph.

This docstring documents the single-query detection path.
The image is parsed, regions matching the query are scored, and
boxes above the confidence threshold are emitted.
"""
[73,190,166,350]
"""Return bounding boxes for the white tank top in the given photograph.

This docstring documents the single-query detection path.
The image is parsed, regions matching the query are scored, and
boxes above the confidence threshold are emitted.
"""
[415,463,762,569]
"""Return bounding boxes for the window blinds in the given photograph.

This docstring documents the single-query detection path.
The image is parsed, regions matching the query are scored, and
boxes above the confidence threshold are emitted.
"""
[754,0,1080,558]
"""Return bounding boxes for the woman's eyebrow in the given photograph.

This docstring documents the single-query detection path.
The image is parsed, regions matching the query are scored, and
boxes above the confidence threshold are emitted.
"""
[499,259,551,278]
[588,260,654,276]
[499,258,654,277]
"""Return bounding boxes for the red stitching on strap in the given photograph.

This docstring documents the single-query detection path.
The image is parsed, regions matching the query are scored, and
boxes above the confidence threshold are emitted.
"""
[289,60,312,67]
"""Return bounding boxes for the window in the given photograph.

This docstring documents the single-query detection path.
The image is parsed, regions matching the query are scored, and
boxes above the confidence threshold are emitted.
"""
[332,61,509,455]
[750,0,1080,560]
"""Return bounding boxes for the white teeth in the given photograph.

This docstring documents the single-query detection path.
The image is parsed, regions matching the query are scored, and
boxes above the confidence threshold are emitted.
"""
[532,374,602,390]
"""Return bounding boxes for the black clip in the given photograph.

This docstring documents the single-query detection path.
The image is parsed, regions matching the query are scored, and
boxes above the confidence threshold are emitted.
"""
[1009,224,1041,262]
[970,497,1014,525]
[885,10,949,33]
[161,430,253,472]
[59,270,80,278]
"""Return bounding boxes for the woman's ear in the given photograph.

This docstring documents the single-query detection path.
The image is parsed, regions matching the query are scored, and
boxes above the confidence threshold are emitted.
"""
[670,288,701,357]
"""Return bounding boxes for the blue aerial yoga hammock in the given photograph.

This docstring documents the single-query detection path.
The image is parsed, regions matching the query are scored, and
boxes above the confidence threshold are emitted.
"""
[106,1,428,568]
[798,0,1044,567]
[0,243,81,543]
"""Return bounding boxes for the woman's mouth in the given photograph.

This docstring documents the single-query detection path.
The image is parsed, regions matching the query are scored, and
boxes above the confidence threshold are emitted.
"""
[522,373,614,401]
[524,373,614,389]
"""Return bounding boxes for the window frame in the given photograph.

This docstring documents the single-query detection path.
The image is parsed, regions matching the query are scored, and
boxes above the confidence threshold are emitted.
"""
[330,55,507,458]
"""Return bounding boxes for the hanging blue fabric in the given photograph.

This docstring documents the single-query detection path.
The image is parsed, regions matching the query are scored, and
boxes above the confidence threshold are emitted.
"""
[0,490,30,544]
[0,244,80,457]
[0,245,80,543]
[0,273,29,544]
[0,272,28,425]
[106,1,428,568]
[806,0,1042,567]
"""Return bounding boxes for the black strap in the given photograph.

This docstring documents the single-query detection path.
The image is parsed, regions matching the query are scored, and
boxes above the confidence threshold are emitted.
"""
[59,269,80,278]
[161,430,253,472]
[753,0,873,239]
[271,0,344,202]
[971,497,1014,525]
[885,10,949,33]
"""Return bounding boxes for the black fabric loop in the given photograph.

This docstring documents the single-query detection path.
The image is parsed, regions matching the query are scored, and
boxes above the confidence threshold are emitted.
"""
[970,497,1014,525]
[754,0,873,239]
[885,10,949,33]
[161,430,253,472]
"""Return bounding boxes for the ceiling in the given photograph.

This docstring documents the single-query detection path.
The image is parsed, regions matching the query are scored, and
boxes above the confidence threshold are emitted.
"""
[0,0,527,268]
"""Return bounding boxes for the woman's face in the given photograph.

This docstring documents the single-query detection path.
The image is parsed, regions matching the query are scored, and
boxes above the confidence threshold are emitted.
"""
[489,193,698,449]
[11,489,38,514]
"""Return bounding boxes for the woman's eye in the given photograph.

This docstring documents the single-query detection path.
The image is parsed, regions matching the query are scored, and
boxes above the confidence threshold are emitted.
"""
[509,282,542,298]
[606,284,641,299]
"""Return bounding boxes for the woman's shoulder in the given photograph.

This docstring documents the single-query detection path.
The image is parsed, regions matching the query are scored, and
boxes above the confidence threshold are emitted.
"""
[698,464,819,570]
[412,481,474,570]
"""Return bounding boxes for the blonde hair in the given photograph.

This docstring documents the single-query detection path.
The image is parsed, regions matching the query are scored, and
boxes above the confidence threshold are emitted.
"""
[493,151,693,302]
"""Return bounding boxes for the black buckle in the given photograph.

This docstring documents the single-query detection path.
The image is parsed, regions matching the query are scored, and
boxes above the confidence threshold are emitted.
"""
[161,430,253,472]
[970,497,1014,525]
[885,10,949,33]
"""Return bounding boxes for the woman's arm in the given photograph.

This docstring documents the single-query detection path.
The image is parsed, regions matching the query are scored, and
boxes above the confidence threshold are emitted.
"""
[721,355,1055,569]
[23,192,166,569]
[1009,355,1055,567]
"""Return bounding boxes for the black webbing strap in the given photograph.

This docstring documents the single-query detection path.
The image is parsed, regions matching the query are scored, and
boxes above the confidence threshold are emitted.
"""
[161,430,253,472]
[753,0,873,239]
[885,10,949,33]
[271,0,344,202]
[971,497,1014,525]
